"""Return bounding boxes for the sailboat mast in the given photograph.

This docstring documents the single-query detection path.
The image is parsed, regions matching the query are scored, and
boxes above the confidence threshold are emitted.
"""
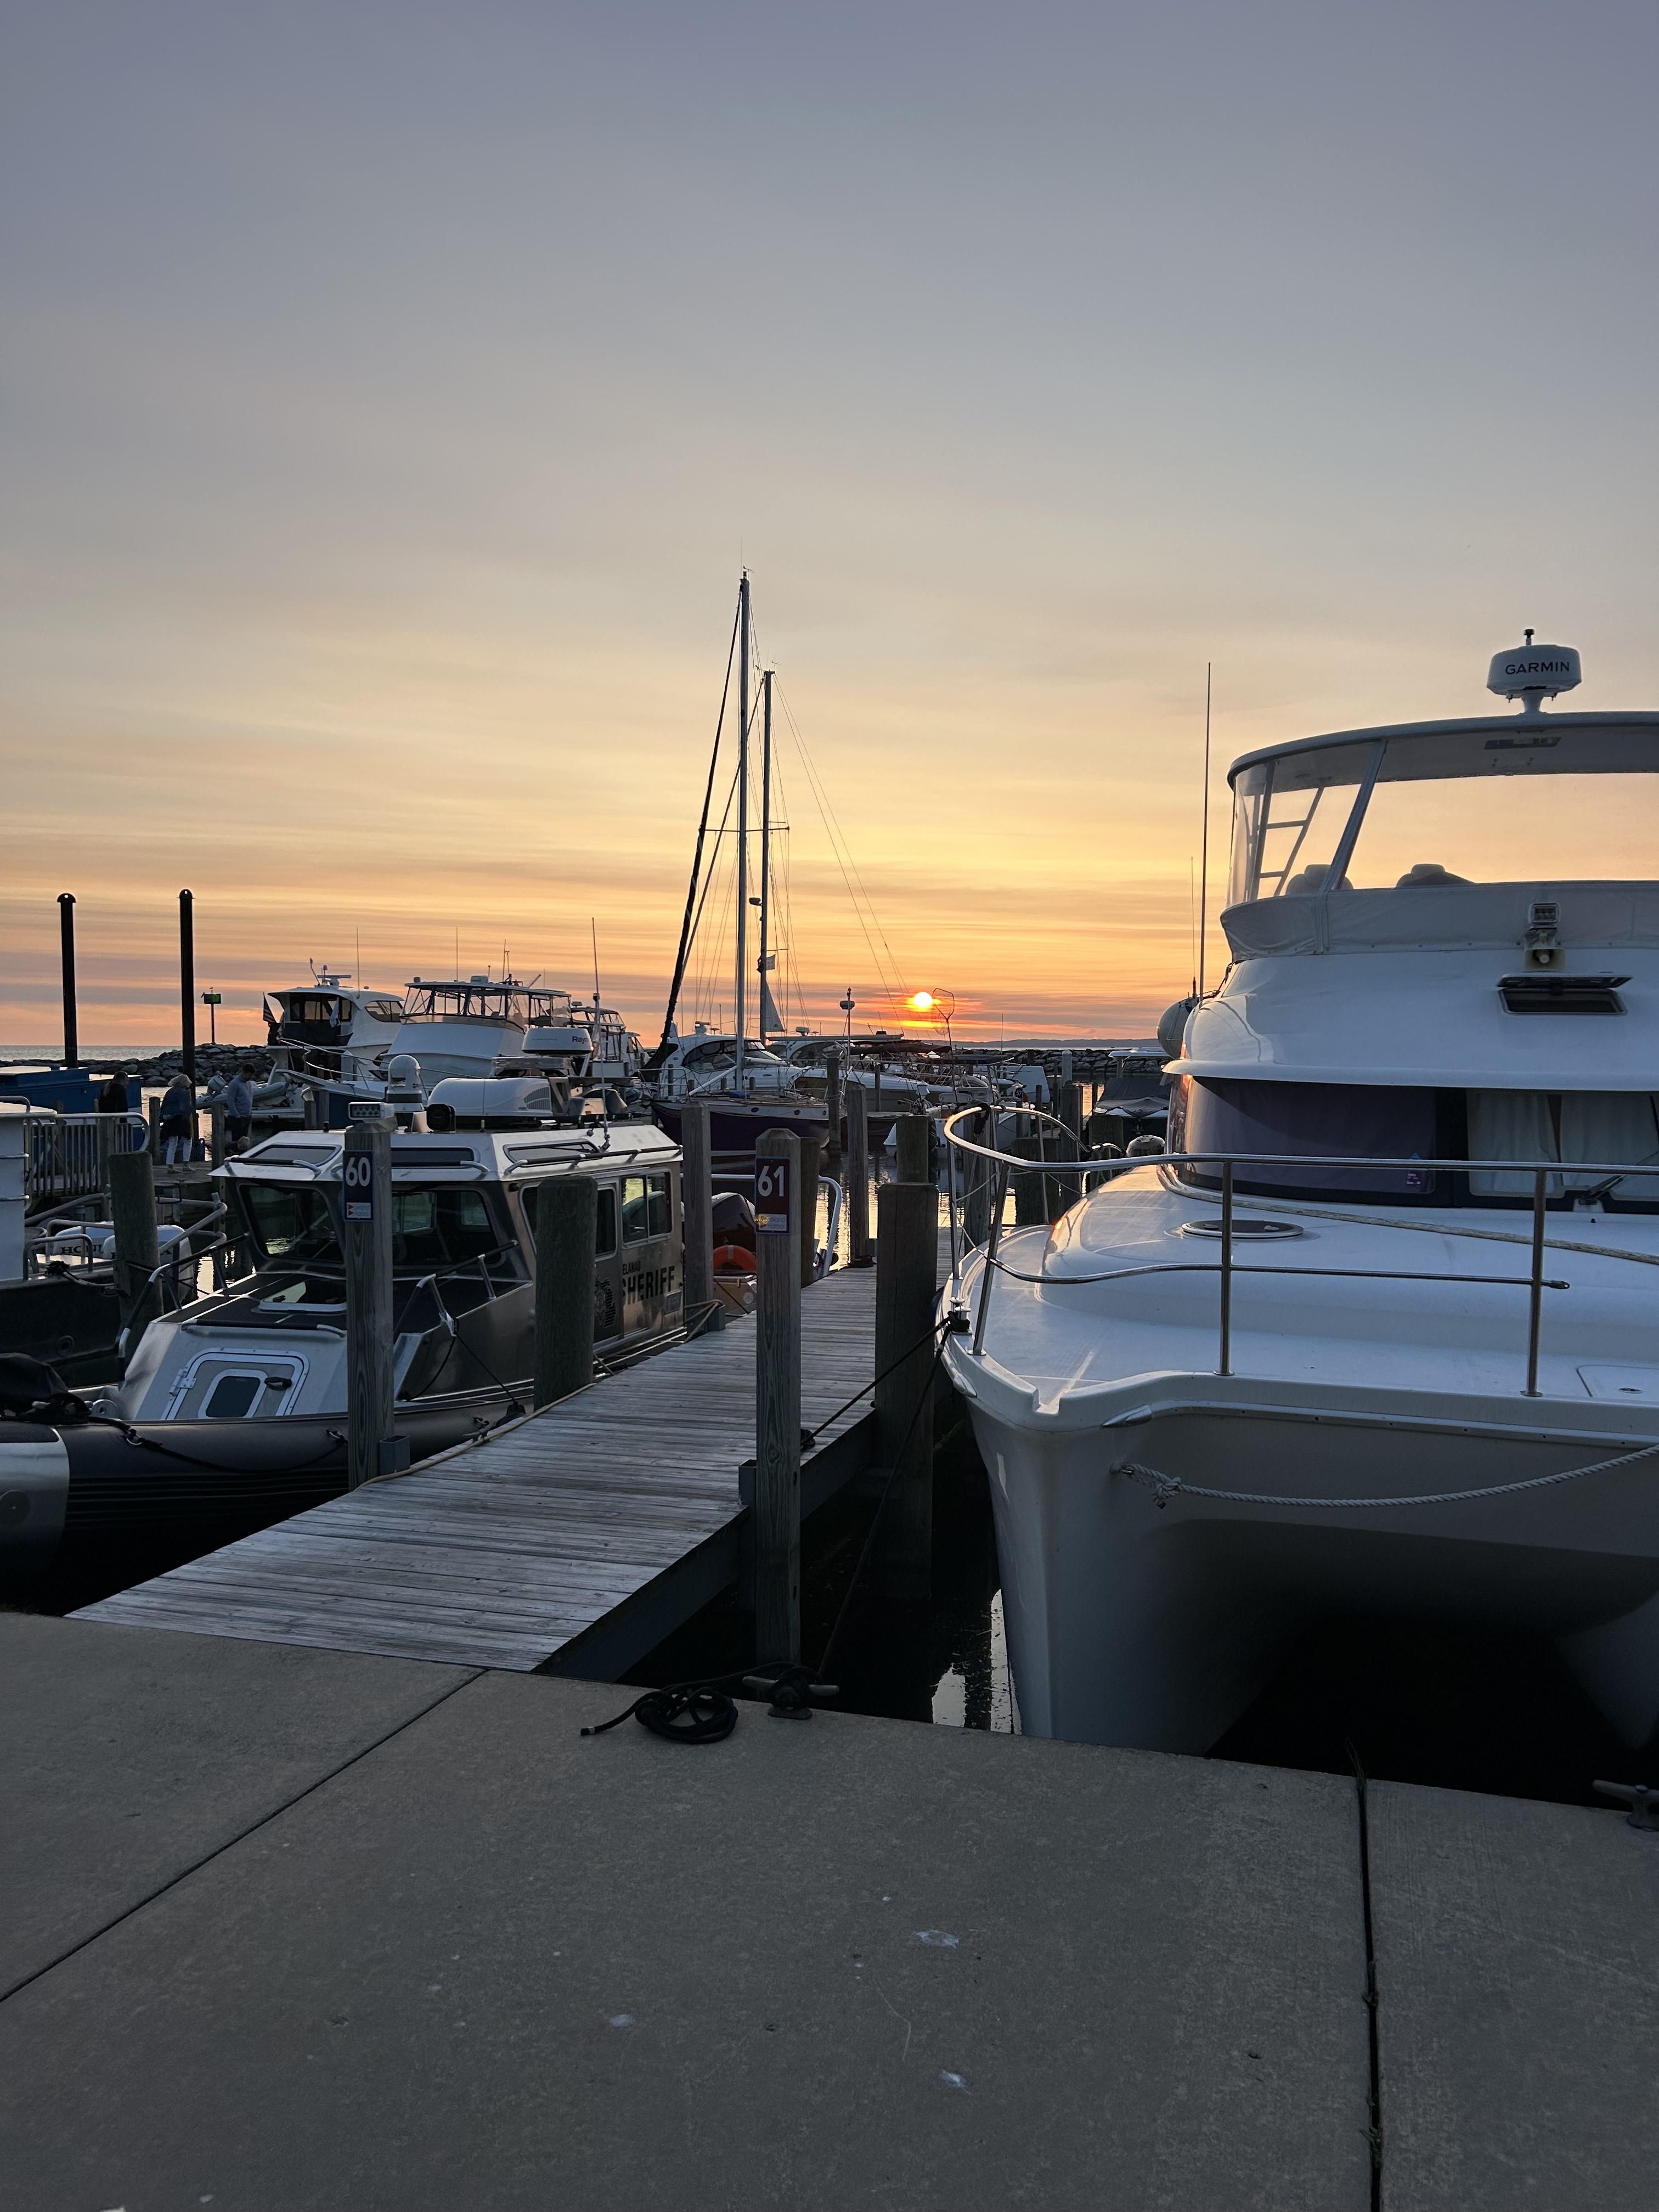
[735,573,751,1079]
[758,665,773,1046]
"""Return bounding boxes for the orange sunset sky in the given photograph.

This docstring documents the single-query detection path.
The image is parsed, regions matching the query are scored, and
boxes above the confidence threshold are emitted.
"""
[5,4,1656,1051]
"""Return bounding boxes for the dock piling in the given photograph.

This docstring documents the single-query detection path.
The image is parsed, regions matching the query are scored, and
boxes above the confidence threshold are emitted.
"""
[57,893,78,1068]
[874,1164,936,1600]
[823,1048,843,1161]
[964,1106,992,1248]
[847,1082,872,1267]
[343,1120,397,1489]
[534,1174,598,1408]
[178,890,196,1086]
[108,1149,161,1363]
[895,1113,930,1185]
[798,1133,822,1287]
[754,1130,802,1664]
[679,1101,716,1331]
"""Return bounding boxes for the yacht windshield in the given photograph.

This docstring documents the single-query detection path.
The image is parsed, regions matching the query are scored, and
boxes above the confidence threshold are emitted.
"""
[242,1184,338,1261]
[1171,1079,1659,1206]
[1229,729,1659,902]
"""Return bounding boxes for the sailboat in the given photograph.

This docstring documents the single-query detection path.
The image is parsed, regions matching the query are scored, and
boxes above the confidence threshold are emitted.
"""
[650,574,832,1156]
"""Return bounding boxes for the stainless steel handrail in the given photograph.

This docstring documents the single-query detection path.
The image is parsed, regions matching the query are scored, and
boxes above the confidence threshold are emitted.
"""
[942,1109,1659,1398]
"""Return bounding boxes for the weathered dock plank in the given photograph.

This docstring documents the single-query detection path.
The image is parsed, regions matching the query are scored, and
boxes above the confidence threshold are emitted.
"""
[75,1240,936,1671]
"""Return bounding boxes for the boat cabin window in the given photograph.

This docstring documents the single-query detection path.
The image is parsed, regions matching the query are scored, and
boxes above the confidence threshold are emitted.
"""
[390,1187,501,1268]
[622,1172,672,1242]
[1465,1091,1659,1199]
[241,1184,339,1263]
[1172,1079,1438,1197]
[1171,1079,1659,1207]
[360,999,405,1024]
[521,1180,618,1256]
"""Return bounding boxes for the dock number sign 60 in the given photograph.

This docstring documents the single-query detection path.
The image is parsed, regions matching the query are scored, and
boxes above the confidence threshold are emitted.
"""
[754,1156,791,1234]
[342,1149,376,1223]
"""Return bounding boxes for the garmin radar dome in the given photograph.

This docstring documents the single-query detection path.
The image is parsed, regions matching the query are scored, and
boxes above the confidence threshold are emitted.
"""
[1487,629,1582,715]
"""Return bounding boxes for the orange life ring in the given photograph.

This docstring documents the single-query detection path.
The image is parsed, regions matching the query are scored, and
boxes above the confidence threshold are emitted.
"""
[712,1242,756,1274]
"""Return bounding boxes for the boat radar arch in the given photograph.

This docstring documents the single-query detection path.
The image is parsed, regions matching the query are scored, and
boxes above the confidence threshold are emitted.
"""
[1487,630,1581,717]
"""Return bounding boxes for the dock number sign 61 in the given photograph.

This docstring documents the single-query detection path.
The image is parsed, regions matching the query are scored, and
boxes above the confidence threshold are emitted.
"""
[754,1156,791,1234]
[342,1149,376,1223]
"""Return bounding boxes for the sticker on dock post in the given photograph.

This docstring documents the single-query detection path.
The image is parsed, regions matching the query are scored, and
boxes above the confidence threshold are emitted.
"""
[342,1148,375,1223]
[754,1156,792,1233]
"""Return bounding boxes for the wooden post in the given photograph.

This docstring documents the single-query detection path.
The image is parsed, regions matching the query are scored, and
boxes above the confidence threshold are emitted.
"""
[108,1149,161,1362]
[208,1099,226,1168]
[895,1113,930,1185]
[533,1173,597,1407]
[679,1099,716,1331]
[874,1173,936,1599]
[754,1131,802,1664]
[178,888,196,1085]
[58,893,78,1067]
[146,1093,162,1160]
[963,1108,991,1249]
[1054,1082,1083,1214]
[1012,1130,1047,1225]
[823,1048,843,1161]
[847,1079,872,1267]
[343,1119,396,1489]
[798,1132,822,1287]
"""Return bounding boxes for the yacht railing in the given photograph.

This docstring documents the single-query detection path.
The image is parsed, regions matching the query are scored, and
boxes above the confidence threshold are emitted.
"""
[942,1105,1659,1398]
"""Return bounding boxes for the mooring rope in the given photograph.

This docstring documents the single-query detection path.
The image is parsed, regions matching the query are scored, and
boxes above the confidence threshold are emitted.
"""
[1111,1436,1659,1511]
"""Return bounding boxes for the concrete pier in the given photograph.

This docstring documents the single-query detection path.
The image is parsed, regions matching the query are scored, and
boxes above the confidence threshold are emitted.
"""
[4,1610,1656,2208]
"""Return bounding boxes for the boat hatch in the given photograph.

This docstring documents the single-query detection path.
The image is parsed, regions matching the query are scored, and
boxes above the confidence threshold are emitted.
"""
[1579,1367,1659,1402]
[166,1352,308,1420]
[1499,974,1629,1015]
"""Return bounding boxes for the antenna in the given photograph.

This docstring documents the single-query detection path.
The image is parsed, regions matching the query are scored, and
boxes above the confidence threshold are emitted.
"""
[1197,664,1212,1001]
[591,917,601,1007]
[1188,856,1197,1000]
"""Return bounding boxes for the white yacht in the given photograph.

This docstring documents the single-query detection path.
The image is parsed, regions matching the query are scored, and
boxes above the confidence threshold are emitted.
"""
[944,641,1659,1755]
[263,970,408,1080]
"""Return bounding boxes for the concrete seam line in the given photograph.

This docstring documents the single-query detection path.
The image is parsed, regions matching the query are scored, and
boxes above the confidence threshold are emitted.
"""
[0,1666,487,2008]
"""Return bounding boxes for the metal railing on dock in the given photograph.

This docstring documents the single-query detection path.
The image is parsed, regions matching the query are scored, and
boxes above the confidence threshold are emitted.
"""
[20,1110,151,1211]
[943,1105,1659,1400]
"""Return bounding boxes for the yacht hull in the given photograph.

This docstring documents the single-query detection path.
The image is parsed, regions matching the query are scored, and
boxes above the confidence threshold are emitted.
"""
[963,1386,1659,1753]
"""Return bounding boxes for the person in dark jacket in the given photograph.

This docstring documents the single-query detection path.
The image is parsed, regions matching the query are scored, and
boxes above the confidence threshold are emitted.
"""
[158,1073,195,1165]
[95,1073,129,1117]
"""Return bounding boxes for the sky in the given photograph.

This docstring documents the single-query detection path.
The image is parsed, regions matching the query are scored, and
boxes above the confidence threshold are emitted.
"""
[4,0,1656,1049]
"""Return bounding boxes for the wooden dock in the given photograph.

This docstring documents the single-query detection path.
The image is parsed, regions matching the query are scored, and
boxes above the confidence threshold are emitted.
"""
[76,1241,947,1674]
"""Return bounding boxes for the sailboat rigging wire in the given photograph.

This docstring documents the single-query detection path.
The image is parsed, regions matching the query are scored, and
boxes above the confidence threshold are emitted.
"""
[684,761,742,1024]
[656,596,741,1058]
[775,678,910,1013]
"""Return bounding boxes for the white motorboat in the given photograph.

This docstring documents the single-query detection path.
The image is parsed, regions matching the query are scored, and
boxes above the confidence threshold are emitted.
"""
[943,640,1659,1754]
[263,968,408,1081]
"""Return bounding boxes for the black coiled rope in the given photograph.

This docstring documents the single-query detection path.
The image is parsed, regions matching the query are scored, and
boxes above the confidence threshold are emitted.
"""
[581,1663,838,1745]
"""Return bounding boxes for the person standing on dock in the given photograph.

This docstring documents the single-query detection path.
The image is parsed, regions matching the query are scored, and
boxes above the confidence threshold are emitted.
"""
[224,1064,256,1154]
[158,1073,194,1165]
[96,1072,128,1117]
